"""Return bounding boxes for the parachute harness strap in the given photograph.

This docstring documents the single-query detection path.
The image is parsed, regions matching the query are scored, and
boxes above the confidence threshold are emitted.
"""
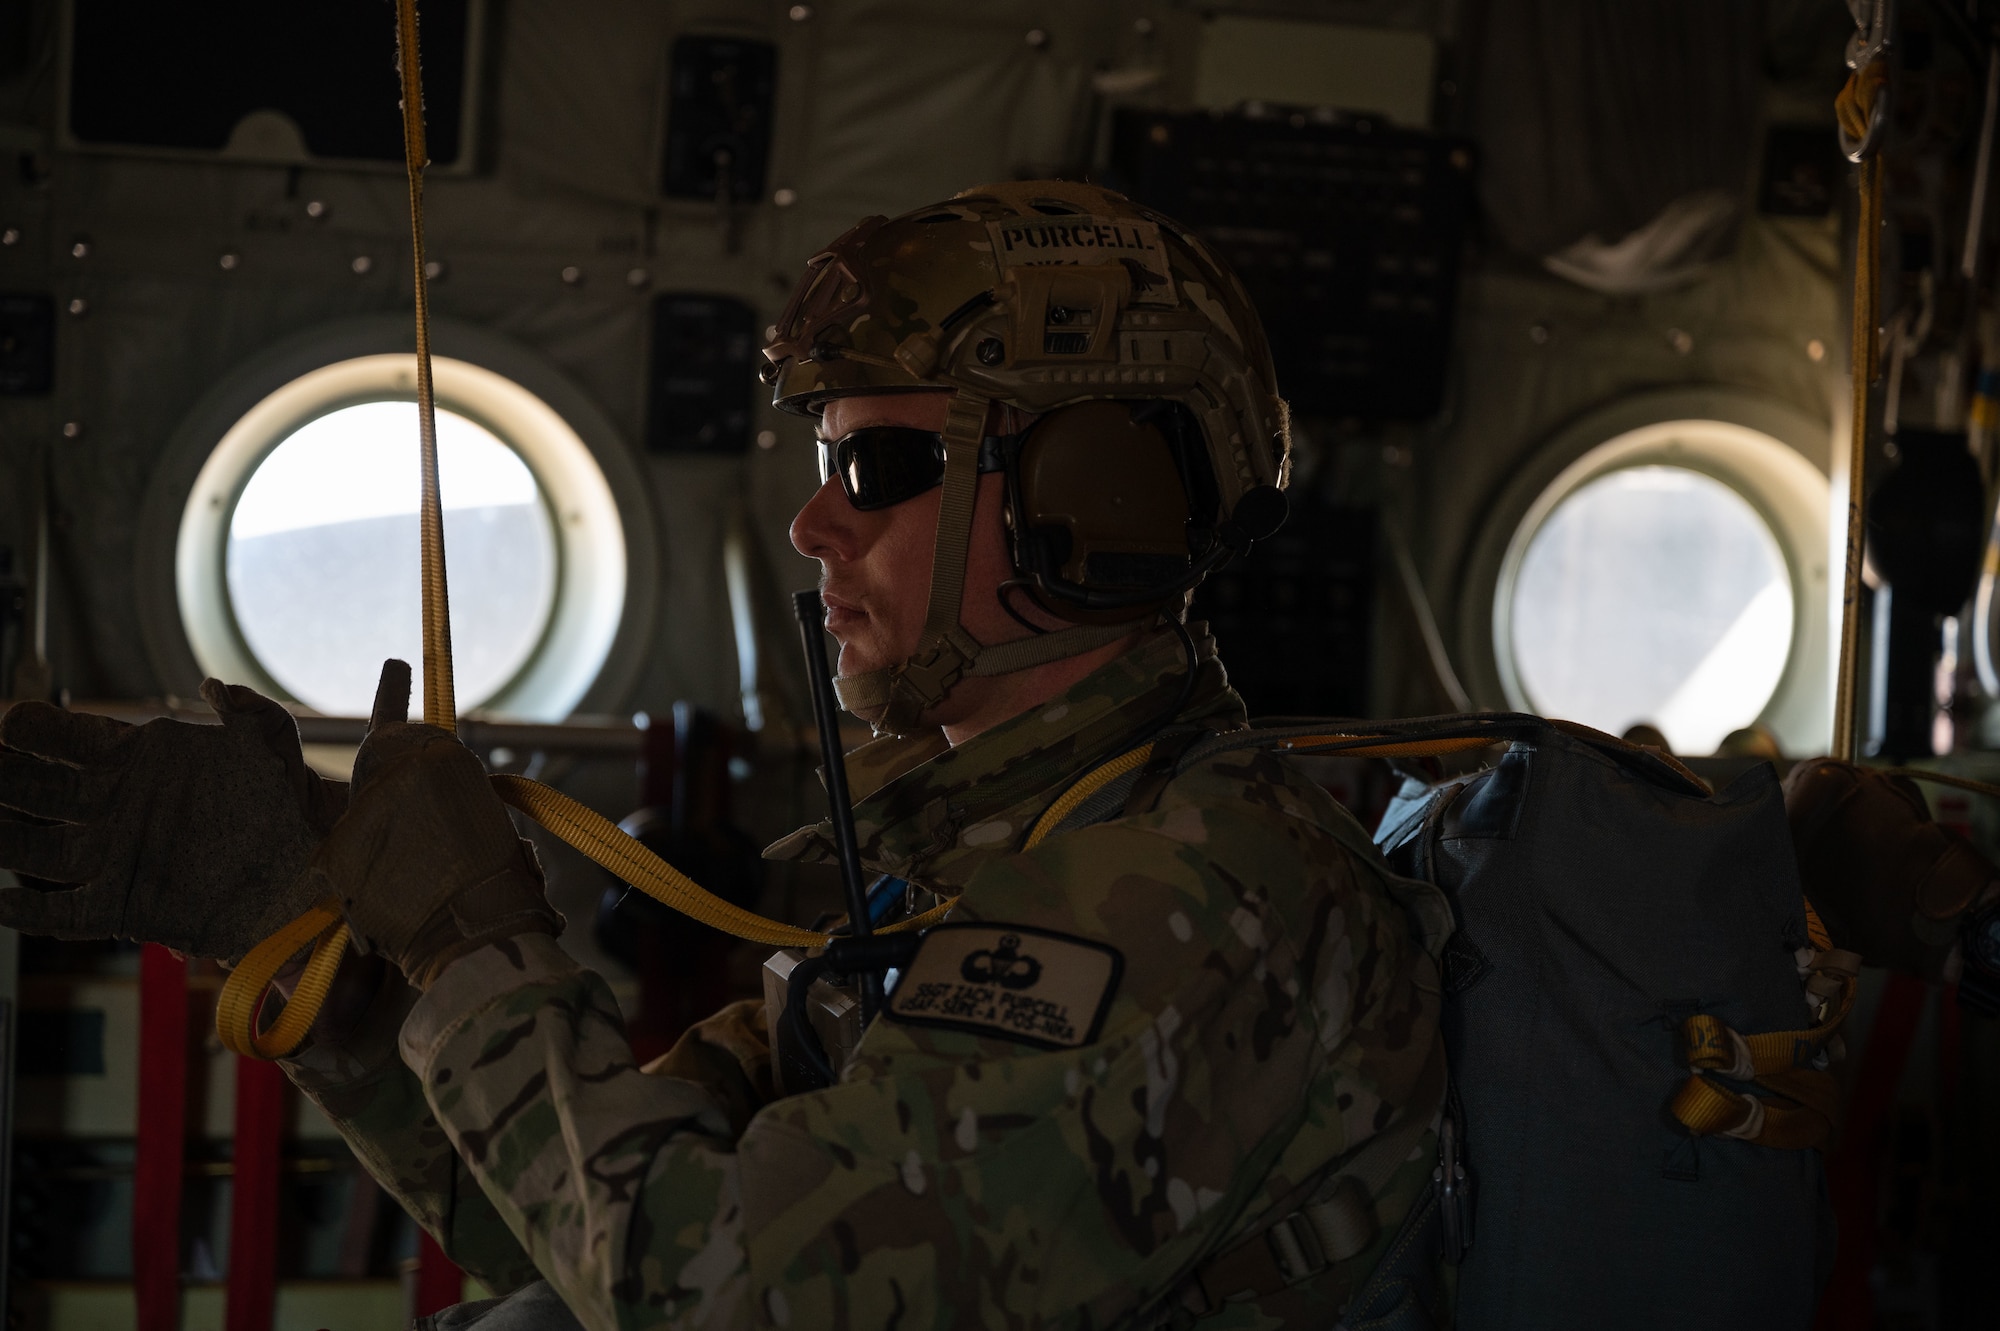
[1670,948,1863,1151]
[219,0,961,1060]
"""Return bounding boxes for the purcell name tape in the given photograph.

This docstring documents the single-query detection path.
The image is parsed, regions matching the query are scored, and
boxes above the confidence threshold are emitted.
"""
[986,215,1176,297]
[885,923,1123,1049]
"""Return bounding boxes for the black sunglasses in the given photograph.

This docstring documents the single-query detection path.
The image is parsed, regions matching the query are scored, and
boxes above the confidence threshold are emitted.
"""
[816,425,1019,511]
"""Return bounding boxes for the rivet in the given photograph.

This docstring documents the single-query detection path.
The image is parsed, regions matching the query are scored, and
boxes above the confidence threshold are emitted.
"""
[1806,338,1826,362]
[1,227,18,246]
[626,267,650,289]
[70,239,90,259]
[1025,28,1049,49]
[764,324,780,341]
[772,187,798,207]
[218,252,239,271]
[1134,17,1156,36]
[977,337,1005,365]
[756,429,778,450]
[561,265,583,285]
[424,258,447,281]
[1149,123,1170,146]
[305,199,329,220]
[61,421,81,439]
[1667,327,1694,356]
[351,255,374,275]
[788,3,812,20]
[66,297,87,316]
[1527,323,1550,345]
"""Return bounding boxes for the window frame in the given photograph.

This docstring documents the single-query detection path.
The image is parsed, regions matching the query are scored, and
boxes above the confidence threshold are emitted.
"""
[1456,388,1834,756]
[136,317,659,720]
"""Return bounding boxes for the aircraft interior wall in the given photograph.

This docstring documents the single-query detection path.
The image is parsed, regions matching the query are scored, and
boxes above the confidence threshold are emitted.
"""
[0,0,1992,1326]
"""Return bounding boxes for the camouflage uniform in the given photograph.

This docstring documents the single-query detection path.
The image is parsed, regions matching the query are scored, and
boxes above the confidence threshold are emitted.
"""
[284,628,1446,1328]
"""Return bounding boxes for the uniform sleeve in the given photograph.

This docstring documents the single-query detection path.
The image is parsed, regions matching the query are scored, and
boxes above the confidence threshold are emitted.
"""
[280,967,542,1294]
[640,997,779,1139]
[395,787,1438,1331]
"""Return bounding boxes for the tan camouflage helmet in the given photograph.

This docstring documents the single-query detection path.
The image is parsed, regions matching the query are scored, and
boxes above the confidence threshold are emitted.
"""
[764,180,1290,734]
[763,179,1289,508]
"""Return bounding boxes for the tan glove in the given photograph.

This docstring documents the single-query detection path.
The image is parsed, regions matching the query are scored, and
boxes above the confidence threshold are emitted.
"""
[1783,758,1997,979]
[0,679,345,963]
[315,661,562,989]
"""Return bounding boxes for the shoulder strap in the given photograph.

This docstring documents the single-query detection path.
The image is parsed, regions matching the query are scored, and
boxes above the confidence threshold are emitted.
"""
[1163,1040,1449,1326]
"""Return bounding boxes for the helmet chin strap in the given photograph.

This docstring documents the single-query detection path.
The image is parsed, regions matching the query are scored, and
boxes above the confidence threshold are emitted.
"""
[831,389,1143,736]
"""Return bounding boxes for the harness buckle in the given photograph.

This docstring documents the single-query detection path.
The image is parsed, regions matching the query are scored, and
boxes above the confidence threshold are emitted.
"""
[1264,1212,1326,1284]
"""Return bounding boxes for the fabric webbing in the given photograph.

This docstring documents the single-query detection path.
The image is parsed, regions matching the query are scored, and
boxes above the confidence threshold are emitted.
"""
[1830,71,1884,762]
[134,945,187,1331]
[1669,947,1861,1151]
[1027,731,1504,850]
[921,392,990,645]
[832,391,993,733]
[1176,1039,1447,1319]
[834,621,1137,714]
[224,1055,286,1331]
[397,0,454,735]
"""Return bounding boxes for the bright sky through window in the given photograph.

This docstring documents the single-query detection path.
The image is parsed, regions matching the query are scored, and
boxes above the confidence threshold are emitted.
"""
[1509,466,1793,755]
[226,401,557,715]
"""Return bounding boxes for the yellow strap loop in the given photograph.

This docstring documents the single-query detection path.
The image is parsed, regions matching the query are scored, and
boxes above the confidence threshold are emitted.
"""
[1668,1072,1836,1151]
[1026,744,1156,848]
[216,775,959,1059]
[491,775,953,947]
[215,904,352,1059]
[1669,950,1860,1152]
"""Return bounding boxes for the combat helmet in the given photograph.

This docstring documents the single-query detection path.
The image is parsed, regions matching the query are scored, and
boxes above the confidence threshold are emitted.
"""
[764,179,1290,734]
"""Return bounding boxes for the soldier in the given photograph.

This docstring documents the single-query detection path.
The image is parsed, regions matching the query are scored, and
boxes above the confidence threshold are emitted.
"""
[0,181,1447,1328]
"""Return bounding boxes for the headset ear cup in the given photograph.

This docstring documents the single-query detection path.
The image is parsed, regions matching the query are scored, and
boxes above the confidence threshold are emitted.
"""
[1006,401,1198,623]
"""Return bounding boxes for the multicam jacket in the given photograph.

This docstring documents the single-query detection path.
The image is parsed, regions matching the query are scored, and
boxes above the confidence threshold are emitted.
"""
[282,629,1447,1329]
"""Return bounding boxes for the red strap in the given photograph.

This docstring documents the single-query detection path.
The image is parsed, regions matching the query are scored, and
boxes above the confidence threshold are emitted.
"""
[415,1229,464,1317]
[134,946,188,1331]
[1814,973,1930,1331]
[224,1056,286,1331]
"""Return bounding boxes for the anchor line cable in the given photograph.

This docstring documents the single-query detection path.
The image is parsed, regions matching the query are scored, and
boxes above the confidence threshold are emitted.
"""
[1832,121,1880,755]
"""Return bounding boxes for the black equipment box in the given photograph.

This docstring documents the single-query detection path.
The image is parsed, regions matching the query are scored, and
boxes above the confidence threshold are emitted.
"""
[1112,107,1473,422]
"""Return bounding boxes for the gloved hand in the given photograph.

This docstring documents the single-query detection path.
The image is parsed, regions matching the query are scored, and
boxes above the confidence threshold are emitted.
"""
[1783,757,1998,979]
[315,661,561,989]
[0,679,346,963]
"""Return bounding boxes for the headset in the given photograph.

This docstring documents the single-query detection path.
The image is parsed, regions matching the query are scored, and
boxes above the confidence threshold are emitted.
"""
[1001,399,1289,623]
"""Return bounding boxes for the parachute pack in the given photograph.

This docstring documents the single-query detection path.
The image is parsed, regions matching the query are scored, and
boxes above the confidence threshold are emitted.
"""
[1028,712,1854,1329]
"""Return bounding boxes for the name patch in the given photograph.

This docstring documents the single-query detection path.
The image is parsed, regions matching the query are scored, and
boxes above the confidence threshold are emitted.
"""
[885,923,1123,1050]
[986,215,1176,299]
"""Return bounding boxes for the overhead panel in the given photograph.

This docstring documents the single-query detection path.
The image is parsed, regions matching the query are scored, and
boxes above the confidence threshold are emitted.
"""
[646,294,759,455]
[1113,106,1474,421]
[662,36,779,206]
[63,0,483,170]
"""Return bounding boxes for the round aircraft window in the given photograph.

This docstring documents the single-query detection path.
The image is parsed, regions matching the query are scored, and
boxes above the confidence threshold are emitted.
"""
[174,352,630,719]
[1501,465,1795,754]
[225,403,558,715]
